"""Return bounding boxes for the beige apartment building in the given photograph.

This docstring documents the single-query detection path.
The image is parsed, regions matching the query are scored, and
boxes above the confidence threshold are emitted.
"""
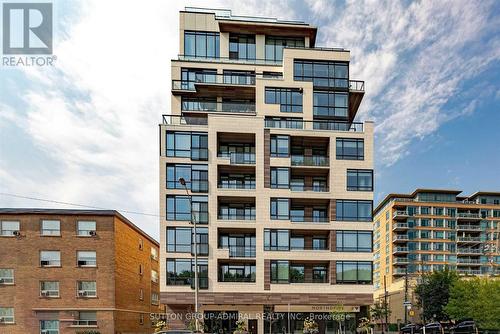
[159,8,374,334]
[373,190,500,325]
[0,209,161,334]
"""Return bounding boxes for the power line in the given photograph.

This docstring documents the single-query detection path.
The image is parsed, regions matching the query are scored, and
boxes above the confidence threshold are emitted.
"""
[0,192,161,218]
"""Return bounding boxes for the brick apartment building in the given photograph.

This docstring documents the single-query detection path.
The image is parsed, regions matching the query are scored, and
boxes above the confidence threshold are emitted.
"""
[0,208,161,334]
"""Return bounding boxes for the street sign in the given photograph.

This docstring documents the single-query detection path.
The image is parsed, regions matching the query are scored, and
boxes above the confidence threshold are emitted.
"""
[403,301,412,306]
[409,310,415,316]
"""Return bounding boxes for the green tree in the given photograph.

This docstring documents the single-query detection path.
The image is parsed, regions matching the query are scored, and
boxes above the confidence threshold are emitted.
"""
[414,269,459,322]
[370,301,391,331]
[445,277,500,330]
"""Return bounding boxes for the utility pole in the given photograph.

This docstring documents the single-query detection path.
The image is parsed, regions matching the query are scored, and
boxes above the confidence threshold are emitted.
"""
[383,275,388,334]
[179,177,199,332]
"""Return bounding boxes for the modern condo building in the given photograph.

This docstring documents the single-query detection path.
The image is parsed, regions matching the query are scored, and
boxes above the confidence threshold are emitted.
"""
[0,209,161,334]
[373,190,500,324]
[160,8,374,334]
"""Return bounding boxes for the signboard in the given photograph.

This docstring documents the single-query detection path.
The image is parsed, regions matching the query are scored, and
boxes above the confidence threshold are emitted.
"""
[274,305,360,313]
[409,310,415,317]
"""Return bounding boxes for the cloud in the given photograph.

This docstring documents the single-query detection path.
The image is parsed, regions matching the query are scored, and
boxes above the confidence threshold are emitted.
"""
[1,0,499,240]
[312,0,500,165]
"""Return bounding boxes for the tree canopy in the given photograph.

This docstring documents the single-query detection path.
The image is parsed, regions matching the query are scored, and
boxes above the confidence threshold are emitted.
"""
[445,277,500,330]
[414,269,459,322]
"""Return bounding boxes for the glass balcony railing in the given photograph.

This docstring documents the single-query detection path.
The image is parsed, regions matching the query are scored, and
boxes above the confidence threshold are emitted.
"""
[264,118,364,132]
[218,152,256,165]
[220,245,256,258]
[182,101,255,113]
[172,74,256,91]
[218,213,256,221]
[218,182,256,190]
[289,184,329,192]
[290,155,329,167]
[178,54,281,65]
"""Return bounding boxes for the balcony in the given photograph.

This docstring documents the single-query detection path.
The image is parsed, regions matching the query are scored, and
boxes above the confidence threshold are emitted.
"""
[457,224,482,231]
[393,246,409,254]
[218,165,255,190]
[457,258,481,265]
[178,54,281,66]
[393,268,408,275]
[457,213,481,220]
[393,234,409,243]
[457,269,481,275]
[172,73,256,99]
[162,114,208,126]
[393,210,409,220]
[182,101,256,114]
[265,118,364,132]
[291,155,329,167]
[457,236,482,243]
[393,223,409,231]
[218,152,256,165]
[218,197,256,222]
[393,257,409,265]
[225,245,256,258]
[290,184,329,192]
[457,248,482,255]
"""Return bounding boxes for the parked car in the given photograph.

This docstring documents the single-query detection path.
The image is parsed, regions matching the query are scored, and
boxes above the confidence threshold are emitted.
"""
[419,322,443,334]
[400,323,420,333]
[450,320,477,334]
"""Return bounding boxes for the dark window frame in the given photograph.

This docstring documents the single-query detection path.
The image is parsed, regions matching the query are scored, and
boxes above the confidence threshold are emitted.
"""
[336,200,373,222]
[346,169,373,191]
[336,138,364,160]
[265,87,303,113]
[270,135,290,157]
[184,31,220,58]
[336,261,373,284]
[336,230,373,252]
[313,90,348,118]
[166,163,208,192]
[294,59,349,89]
[270,198,290,220]
[229,33,256,60]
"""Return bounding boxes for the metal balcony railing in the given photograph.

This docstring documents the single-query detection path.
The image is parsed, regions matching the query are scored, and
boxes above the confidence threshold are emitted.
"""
[349,80,365,91]
[290,215,329,223]
[457,213,481,219]
[457,224,482,230]
[291,155,329,167]
[393,223,409,230]
[457,258,481,264]
[457,248,482,254]
[393,246,409,253]
[457,236,482,242]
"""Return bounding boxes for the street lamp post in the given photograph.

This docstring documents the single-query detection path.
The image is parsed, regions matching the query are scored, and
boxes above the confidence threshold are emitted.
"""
[179,177,199,332]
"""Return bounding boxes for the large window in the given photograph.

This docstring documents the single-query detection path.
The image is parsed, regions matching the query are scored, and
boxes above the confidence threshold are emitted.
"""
[336,231,372,252]
[167,164,208,192]
[166,195,208,223]
[265,88,303,113]
[313,91,348,118]
[294,60,349,88]
[347,169,373,191]
[218,203,255,220]
[166,131,208,161]
[270,198,290,220]
[184,31,220,58]
[265,36,304,61]
[181,97,217,112]
[229,34,255,60]
[0,220,19,236]
[181,68,217,89]
[40,251,61,267]
[271,167,290,189]
[167,227,208,255]
[270,260,290,283]
[41,220,60,236]
[218,263,256,282]
[166,258,208,289]
[336,261,372,284]
[336,200,373,222]
[336,138,364,160]
[264,229,290,251]
[270,135,290,157]
[218,234,255,257]
[166,227,191,253]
